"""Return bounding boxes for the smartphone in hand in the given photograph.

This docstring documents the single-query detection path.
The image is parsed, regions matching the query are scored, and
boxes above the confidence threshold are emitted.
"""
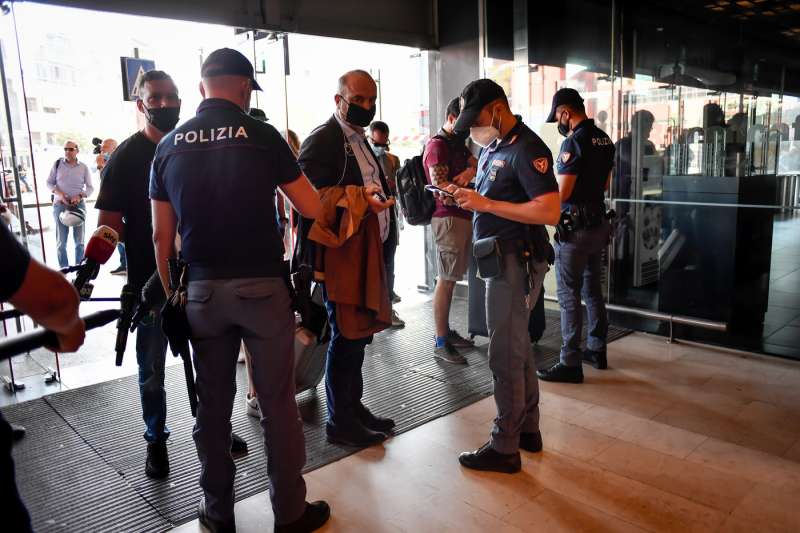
[425,184,455,198]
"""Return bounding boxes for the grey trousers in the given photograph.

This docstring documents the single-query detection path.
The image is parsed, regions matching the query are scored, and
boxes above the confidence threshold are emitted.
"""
[485,253,546,454]
[186,277,307,525]
[555,220,611,366]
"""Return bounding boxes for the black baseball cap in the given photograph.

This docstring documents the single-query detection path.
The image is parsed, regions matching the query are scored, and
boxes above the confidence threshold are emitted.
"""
[201,48,262,91]
[453,79,507,134]
[546,88,583,122]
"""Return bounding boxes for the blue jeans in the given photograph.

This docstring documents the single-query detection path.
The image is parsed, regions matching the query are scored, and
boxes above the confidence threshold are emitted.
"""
[53,201,85,268]
[136,310,170,443]
[322,287,370,428]
[555,220,612,366]
[117,243,127,268]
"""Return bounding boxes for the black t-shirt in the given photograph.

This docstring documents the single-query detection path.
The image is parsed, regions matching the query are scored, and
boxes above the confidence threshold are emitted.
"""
[474,118,559,241]
[150,98,301,278]
[95,131,157,287]
[556,119,615,208]
[0,224,31,301]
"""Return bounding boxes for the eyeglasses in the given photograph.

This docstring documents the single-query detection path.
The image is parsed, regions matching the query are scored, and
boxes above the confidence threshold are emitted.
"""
[64,147,76,152]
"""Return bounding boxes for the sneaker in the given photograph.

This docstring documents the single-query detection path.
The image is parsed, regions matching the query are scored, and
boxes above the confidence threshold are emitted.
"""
[391,291,402,304]
[583,349,608,370]
[145,441,169,479]
[434,341,467,364]
[274,500,331,533]
[536,362,584,384]
[390,309,405,328]
[458,442,521,474]
[446,329,474,348]
[198,496,236,533]
[245,393,261,418]
[110,265,127,275]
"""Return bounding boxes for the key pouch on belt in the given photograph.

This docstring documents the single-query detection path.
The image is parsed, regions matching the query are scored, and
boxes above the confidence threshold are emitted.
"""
[473,236,504,280]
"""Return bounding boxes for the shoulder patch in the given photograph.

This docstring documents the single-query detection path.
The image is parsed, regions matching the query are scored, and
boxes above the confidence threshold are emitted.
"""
[561,152,571,164]
[533,157,549,174]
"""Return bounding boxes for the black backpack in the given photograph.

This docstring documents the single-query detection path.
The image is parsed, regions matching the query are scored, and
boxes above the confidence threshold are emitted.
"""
[396,136,442,226]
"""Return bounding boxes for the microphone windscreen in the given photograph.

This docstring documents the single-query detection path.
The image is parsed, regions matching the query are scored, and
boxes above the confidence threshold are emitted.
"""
[84,225,119,264]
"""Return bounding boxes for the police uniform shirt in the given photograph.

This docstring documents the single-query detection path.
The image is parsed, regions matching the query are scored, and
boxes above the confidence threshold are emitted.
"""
[474,118,559,242]
[0,223,31,301]
[149,98,301,277]
[556,119,614,208]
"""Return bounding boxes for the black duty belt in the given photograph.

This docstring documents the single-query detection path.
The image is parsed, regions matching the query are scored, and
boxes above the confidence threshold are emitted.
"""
[187,263,284,281]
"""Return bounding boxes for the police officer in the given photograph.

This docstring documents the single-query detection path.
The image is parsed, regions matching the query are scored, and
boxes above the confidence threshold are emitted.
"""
[537,88,615,384]
[445,79,560,473]
[150,48,329,533]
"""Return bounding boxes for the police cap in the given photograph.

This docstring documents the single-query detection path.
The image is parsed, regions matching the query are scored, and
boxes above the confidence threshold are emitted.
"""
[201,48,263,91]
[546,88,583,122]
[453,78,507,134]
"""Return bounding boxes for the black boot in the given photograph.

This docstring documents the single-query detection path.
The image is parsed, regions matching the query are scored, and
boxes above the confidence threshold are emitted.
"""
[274,501,331,533]
[145,441,170,479]
[357,404,396,433]
[536,363,584,383]
[231,432,248,455]
[326,421,387,447]
[583,349,607,369]
[458,442,521,474]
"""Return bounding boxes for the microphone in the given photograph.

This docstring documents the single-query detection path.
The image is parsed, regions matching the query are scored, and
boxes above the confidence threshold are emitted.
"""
[73,225,119,298]
[0,309,120,362]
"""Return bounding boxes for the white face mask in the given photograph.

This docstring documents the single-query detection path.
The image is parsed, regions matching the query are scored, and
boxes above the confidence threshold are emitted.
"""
[469,108,501,148]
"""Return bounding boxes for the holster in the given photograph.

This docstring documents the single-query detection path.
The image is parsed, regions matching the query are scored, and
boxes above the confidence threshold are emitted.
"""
[473,236,504,280]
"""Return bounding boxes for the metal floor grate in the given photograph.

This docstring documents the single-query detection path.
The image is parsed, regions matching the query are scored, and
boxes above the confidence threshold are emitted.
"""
[6,298,630,531]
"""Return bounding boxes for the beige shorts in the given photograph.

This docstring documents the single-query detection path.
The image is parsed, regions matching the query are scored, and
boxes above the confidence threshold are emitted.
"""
[431,216,472,282]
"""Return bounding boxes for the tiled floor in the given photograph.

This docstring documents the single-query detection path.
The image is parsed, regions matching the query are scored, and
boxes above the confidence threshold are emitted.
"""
[173,332,800,533]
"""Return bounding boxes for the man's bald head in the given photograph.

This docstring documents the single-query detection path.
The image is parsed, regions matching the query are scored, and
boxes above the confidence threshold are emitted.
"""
[335,70,377,127]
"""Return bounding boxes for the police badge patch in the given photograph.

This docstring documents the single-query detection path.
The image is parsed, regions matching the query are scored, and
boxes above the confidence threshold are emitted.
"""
[533,157,549,174]
[561,152,571,163]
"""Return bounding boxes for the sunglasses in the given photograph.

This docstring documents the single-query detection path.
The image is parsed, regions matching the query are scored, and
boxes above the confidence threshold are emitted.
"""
[64,147,76,152]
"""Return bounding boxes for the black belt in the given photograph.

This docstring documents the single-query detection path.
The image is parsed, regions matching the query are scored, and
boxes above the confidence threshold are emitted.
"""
[187,263,284,281]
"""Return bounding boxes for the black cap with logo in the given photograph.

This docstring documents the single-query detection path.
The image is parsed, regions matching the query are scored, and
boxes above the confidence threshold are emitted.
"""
[201,48,262,91]
[453,79,507,134]
[546,88,584,122]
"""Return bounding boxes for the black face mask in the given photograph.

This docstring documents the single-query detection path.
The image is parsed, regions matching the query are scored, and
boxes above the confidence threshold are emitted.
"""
[145,106,181,133]
[343,99,376,128]
[557,111,571,137]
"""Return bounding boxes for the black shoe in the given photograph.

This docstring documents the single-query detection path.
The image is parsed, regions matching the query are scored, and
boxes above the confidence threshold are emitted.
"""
[231,432,248,455]
[519,431,543,453]
[275,501,330,533]
[145,441,170,479]
[357,405,396,433]
[536,363,584,383]
[199,497,236,533]
[458,442,521,474]
[110,265,127,275]
[583,349,607,369]
[10,423,25,442]
[326,422,387,447]
[390,292,401,304]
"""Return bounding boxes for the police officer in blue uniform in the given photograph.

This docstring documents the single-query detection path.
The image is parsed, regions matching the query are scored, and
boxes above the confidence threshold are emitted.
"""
[150,48,329,533]
[537,88,615,384]
[446,79,560,473]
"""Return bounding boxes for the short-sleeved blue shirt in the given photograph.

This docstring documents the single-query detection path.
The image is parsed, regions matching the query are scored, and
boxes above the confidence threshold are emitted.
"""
[474,118,559,241]
[556,119,614,208]
[149,98,301,277]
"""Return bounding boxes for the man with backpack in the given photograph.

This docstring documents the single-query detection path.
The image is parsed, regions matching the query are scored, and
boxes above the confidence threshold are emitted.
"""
[423,97,477,364]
